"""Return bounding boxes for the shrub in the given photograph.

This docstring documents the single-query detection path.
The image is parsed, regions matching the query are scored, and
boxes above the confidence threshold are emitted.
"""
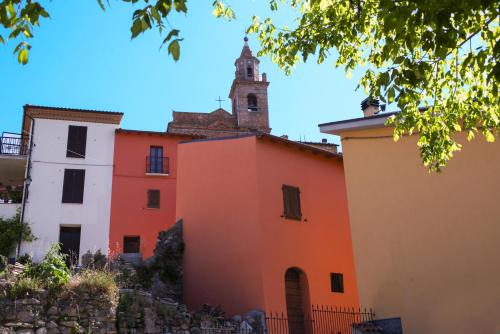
[17,253,33,266]
[0,211,35,257]
[24,244,70,289]
[70,269,117,300]
[81,250,108,270]
[0,254,7,274]
[8,276,42,298]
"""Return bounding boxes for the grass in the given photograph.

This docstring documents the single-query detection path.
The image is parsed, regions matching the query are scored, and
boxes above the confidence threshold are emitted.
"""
[8,276,43,299]
[68,269,117,301]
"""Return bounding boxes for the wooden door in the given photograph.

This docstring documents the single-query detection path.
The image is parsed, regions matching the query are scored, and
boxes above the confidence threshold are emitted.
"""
[59,226,81,267]
[285,268,306,334]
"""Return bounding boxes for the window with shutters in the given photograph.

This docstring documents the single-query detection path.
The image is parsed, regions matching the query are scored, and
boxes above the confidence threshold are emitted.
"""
[62,169,85,203]
[66,125,87,158]
[123,236,140,253]
[330,273,344,293]
[147,189,160,208]
[282,185,302,220]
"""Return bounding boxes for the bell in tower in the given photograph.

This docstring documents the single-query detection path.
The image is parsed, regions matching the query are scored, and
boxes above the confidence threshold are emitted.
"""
[229,37,271,133]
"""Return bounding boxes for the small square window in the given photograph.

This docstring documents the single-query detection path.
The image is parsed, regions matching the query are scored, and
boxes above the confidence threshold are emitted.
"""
[123,236,140,253]
[330,273,344,293]
[147,190,160,208]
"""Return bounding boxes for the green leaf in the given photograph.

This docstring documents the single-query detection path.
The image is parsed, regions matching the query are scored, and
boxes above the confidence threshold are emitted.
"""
[18,48,29,65]
[168,39,181,61]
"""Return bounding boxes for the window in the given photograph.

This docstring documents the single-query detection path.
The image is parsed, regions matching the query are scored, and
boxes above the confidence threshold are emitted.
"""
[247,94,258,111]
[123,236,140,253]
[62,169,85,203]
[147,189,160,208]
[282,185,302,220]
[247,65,253,79]
[330,273,344,293]
[148,146,164,173]
[66,125,87,158]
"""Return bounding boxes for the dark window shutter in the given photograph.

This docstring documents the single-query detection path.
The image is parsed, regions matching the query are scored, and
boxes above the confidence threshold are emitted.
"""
[147,190,160,208]
[330,273,344,293]
[123,236,140,253]
[62,169,85,203]
[282,185,302,220]
[66,125,87,158]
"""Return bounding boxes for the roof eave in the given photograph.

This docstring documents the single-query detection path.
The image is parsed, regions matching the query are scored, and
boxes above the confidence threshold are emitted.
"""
[319,113,393,135]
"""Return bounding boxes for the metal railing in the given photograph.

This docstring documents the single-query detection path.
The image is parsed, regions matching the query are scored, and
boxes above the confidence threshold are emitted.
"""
[146,156,170,174]
[0,135,28,156]
[264,306,376,334]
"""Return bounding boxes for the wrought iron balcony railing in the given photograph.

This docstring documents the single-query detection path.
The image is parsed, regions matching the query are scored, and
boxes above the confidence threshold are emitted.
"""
[0,135,28,156]
[146,156,169,174]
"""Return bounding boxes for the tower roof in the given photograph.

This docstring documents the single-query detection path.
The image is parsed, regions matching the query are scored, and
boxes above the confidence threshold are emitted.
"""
[236,37,259,63]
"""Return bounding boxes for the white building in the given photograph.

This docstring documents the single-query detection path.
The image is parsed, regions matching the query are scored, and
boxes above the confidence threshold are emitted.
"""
[15,105,123,263]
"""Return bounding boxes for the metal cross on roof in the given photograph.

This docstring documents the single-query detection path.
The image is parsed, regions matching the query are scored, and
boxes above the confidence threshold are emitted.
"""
[215,96,225,109]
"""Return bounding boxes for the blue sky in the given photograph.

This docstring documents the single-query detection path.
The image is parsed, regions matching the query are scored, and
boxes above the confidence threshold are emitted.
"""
[0,1,367,146]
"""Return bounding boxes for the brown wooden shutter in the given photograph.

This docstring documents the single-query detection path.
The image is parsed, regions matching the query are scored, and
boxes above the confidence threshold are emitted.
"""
[66,125,87,158]
[62,169,85,203]
[282,185,302,220]
[147,190,160,208]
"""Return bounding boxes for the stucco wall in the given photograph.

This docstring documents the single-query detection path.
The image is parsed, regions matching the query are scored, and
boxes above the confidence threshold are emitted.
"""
[177,136,358,316]
[339,127,500,334]
[109,133,180,258]
[255,139,359,313]
[0,203,21,220]
[177,136,265,315]
[21,118,117,262]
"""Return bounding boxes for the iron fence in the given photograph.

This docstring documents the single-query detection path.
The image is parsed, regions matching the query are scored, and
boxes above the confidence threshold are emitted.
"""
[264,305,375,334]
[0,135,28,155]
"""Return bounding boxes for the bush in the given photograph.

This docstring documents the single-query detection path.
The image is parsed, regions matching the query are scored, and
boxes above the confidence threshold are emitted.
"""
[8,276,42,298]
[81,250,108,270]
[17,253,33,266]
[0,211,35,257]
[70,269,117,300]
[24,244,70,290]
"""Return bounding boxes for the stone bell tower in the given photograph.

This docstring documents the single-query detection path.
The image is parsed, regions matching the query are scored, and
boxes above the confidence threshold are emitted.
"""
[228,37,271,133]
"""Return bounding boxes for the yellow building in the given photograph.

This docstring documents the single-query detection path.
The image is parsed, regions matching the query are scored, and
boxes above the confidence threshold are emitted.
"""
[319,99,500,334]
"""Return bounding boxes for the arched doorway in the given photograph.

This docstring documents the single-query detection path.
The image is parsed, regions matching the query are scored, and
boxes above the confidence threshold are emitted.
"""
[285,267,310,334]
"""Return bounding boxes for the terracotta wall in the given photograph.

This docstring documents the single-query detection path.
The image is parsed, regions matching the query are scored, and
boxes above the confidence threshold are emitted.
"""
[177,136,358,316]
[255,139,359,313]
[109,132,181,258]
[339,127,500,334]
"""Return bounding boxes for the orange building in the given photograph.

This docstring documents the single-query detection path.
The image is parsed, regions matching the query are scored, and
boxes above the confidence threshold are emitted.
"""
[176,134,359,321]
[109,129,198,259]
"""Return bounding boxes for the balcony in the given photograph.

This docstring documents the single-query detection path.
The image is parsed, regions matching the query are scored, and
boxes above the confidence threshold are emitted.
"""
[145,156,169,175]
[0,133,28,187]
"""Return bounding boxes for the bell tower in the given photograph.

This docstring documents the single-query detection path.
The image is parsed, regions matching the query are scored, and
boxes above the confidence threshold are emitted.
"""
[229,37,271,133]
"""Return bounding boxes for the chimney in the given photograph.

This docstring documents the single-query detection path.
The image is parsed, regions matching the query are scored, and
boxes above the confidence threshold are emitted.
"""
[361,97,380,117]
[321,138,328,144]
[281,135,288,139]
[262,72,267,82]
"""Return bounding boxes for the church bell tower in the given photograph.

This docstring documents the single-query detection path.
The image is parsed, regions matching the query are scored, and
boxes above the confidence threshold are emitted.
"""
[229,37,271,133]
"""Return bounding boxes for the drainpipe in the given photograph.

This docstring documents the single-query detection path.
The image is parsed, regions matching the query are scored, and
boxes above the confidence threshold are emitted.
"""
[17,115,35,259]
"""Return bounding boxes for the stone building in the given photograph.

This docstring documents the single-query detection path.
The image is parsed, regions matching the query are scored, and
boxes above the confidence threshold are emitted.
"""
[167,37,271,138]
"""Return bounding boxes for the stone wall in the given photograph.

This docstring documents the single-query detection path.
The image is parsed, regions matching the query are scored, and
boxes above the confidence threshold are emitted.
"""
[0,287,116,334]
[0,286,263,334]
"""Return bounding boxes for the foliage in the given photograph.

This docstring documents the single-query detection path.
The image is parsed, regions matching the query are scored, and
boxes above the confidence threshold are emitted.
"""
[81,250,108,270]
[0,254,7,274]
[3,1,498,170]
[243,0,499,171]
[23,243,70,290]
[1,0,234,64]
[7,276,42,298]
[17,253,33,266]
[69,269,117,300]
[0,210,35,257]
